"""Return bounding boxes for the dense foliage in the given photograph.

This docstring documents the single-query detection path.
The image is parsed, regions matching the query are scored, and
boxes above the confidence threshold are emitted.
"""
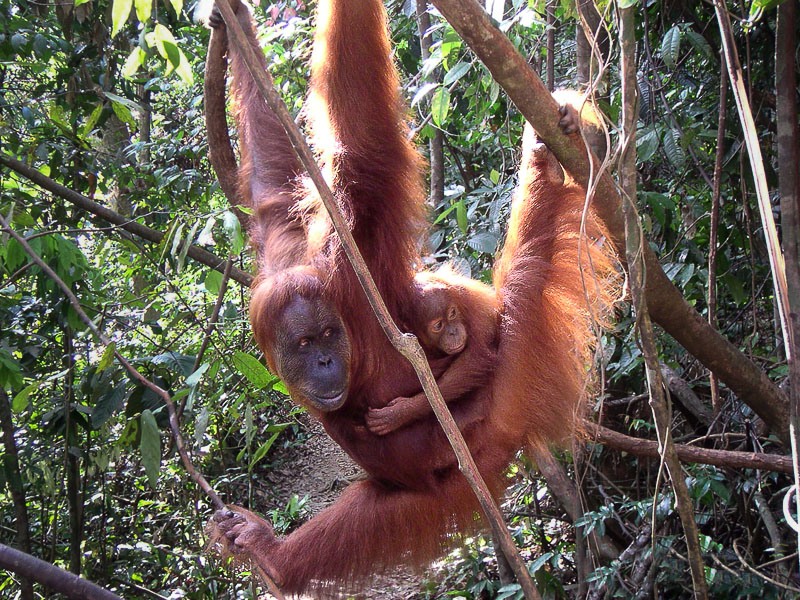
[0,0,797,598]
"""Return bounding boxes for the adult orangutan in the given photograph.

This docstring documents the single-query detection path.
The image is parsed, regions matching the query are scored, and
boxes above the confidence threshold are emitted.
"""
[206,0,616,595]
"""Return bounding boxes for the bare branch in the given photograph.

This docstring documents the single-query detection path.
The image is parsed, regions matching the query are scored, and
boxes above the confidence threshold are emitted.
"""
[0,543,122,600]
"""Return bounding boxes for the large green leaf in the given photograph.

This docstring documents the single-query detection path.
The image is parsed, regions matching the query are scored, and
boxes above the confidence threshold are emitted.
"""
[661,26,681,69]
[232,351,276,390]
[140,409,162,488]
[431,87,451,127]
[111,0,132,38]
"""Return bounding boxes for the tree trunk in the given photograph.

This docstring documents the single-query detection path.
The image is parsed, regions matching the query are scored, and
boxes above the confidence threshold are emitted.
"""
[0,389,34,600]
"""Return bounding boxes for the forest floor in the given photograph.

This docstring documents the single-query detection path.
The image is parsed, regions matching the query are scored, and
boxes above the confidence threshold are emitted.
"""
[257,415,431,599]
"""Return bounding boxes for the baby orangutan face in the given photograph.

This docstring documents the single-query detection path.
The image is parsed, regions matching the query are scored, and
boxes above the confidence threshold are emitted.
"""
[420,295,467,357]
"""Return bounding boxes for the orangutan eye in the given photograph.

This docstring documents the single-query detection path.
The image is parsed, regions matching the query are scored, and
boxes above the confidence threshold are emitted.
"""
[323,328,334,338]
[299,338,310,348]
[431,319,444,333]
[447,306,458,320]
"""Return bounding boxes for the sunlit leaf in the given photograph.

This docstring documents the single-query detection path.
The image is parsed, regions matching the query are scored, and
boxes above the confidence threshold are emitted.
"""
[97,342,117,372]
[12,382,40,413]
[111,0,133,38]
[134,0,151,23]
[232,351,276,389]
[122,46,146,79]
[455,199,467,233]
[82,103,104,138]
[205,269,222,295]
[169,0,183,17]
[430,86,451,127]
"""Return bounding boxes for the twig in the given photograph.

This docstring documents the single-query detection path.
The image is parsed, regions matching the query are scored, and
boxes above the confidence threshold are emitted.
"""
[212,1,540,597]
[732,539,800,593]
[708,58,727,419]
[196,257,233,372]
[180,257,234,418]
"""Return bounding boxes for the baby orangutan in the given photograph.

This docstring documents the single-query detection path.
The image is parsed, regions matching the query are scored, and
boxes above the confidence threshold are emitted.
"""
[366,268,500,435]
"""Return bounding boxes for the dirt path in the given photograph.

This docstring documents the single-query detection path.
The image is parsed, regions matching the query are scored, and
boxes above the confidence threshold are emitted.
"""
[258,417,428,599]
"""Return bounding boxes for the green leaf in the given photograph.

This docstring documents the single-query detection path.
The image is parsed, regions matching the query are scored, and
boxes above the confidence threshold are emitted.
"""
[684,30,714,62]
[168,0,183,16]
[82,103,104,138]
[174,219,199,272]
[134,0,151,22]
[467,231,499,254]
[232,351,276,389]
[92,382,128,428]
[443,61,470,86]
[223,210,244,255]
[662,127,685,168]
[11,32,27,52]
[195,407,209,445]
[161,40,182,69]
[430,86,451,127]
[455,199,467,233]
[122,46,146,79]
[249,425,289,470]
[528,551,555,573]
[97,342,117,372]
[106,93,137,130]
[140,409,162,488]
[411,82,438,107]
[111,0,133,38]
[149,24,193,85]
[12,382,40,413]
[272,380,290,396]
[636,125,659,162]
[186,363,209,387]
[205,269,222,295]
[618,0,638,7]
[488,79,500,105]
[661,25,681,69]
[147,352,196,377]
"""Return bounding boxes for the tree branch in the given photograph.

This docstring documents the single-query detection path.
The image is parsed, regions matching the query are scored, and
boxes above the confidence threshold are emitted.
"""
[0,153,253,287]
[0,543,121,600]
[587,422,792,473]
